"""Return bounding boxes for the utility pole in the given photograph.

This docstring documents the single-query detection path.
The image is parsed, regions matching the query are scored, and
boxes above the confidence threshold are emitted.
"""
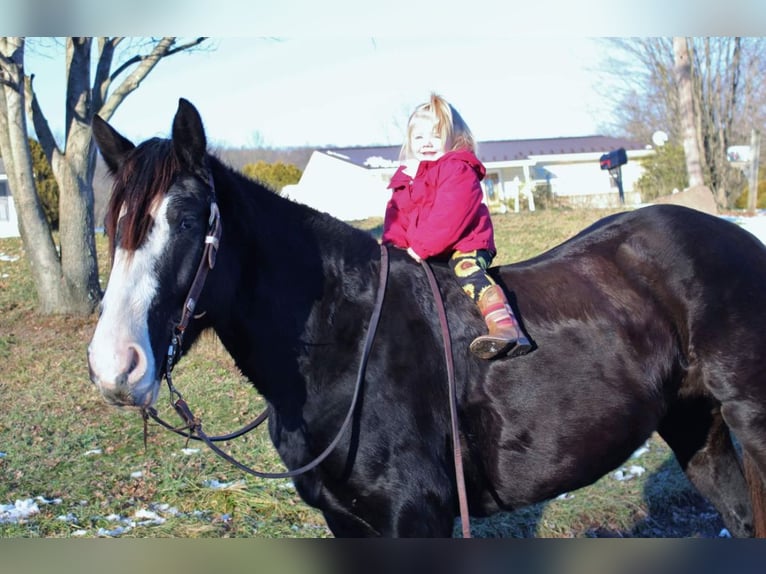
[748,129,761,215]
[673,37,705,189]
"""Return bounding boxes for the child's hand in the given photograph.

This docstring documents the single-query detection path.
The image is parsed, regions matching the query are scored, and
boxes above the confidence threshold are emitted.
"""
[407,247,423,263]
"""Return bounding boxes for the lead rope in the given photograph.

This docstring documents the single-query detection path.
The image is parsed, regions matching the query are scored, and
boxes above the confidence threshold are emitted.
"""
[420,259,472,539]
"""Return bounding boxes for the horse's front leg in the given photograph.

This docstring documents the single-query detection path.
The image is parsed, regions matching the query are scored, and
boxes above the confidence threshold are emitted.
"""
[318,488,455,537]
[387,495,457,537]
[322,507,381,537]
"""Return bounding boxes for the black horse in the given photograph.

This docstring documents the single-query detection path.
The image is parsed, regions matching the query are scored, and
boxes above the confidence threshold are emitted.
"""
[88,99,766,537]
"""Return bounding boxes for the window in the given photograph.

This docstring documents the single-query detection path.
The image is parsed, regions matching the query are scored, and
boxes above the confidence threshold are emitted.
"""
[483,172,500,201]
[0,180,9,222]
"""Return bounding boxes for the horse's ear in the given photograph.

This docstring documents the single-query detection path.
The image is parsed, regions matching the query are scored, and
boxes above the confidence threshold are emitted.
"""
[172,98,208,172]
[91,114,135,174]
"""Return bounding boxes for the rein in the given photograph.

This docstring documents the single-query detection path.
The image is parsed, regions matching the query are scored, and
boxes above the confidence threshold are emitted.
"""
[145,240,391,480]
[141,183,469,533]
[420,259,472,539]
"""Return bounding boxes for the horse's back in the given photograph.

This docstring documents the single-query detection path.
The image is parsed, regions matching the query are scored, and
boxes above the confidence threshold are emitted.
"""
[502,204,766,341]
[465,205,766,511]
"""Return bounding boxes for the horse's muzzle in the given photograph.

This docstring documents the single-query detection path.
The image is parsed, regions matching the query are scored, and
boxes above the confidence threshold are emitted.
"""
[87,345,159,408]
[93,376,159,408]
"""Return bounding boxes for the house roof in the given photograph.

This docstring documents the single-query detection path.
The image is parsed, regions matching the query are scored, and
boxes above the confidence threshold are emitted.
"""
[321,135,648,168]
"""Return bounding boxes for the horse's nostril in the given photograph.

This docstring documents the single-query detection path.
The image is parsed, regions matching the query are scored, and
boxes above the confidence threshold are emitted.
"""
[125,343,148,385]
[127,346,139,372]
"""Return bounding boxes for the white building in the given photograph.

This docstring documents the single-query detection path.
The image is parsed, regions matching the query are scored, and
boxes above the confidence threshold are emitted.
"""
[0,136,656,236]
[284,135,654,221]
[0,159,20,239]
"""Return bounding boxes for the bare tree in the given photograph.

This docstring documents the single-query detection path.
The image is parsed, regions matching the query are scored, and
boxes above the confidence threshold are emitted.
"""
[0,37,208,315]
[691,37,752,207]
[598,37,766,208]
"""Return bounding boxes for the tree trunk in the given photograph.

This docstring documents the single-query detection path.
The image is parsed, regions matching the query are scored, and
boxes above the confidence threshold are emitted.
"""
[1,36,209,315]
[673,37,706,189]
[0,37,70,313]
[56,38,101,314]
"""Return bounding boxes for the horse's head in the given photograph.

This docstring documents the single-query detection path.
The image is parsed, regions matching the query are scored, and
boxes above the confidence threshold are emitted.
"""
[88,99,217,408]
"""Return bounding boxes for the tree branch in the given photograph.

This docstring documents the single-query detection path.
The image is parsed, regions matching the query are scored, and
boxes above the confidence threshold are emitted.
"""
[92,37,120,114]
[98,37,208,121]
[25,73,63,170]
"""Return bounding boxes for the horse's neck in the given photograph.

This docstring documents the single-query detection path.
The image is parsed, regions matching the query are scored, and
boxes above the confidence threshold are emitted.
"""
[212,172,378,403]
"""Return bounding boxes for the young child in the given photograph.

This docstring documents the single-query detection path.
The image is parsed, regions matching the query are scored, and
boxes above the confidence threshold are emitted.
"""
[382,93,532,360]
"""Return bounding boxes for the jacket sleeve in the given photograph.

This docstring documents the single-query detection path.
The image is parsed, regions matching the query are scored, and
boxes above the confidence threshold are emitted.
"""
[408,160,484,258]
[381,190,409,247]
[381,169,411,247]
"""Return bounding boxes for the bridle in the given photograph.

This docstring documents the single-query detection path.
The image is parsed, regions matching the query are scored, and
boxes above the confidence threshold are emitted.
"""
[143,173,224,442]
[146,240,391,480]
[142,173,472,535]
[143,173,393,480]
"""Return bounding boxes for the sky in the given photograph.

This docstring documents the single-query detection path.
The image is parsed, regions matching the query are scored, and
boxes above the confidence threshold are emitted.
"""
[23,36,614,150]
[10,1,766,150]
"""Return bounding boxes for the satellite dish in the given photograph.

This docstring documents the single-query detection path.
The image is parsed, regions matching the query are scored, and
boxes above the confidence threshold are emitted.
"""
[652,131,668,147]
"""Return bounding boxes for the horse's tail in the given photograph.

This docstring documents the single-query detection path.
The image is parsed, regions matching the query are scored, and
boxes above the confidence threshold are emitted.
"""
[743,451,766,537]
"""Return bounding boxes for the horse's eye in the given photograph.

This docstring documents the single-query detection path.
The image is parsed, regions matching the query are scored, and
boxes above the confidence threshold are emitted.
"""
[179,218,194,231]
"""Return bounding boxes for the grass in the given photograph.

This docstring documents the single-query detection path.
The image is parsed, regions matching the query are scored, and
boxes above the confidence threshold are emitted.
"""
[0,207,725,538]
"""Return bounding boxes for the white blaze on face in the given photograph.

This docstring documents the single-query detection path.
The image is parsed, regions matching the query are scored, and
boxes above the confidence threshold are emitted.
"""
[88,197,171,407]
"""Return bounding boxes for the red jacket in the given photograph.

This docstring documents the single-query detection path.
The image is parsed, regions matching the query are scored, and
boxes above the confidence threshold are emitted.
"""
[382,150,496,259]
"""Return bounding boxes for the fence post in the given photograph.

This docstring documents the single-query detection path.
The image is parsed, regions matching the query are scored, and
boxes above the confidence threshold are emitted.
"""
[748,130,761,216]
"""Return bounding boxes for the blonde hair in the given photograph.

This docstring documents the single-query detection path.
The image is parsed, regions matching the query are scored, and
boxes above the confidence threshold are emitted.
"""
[400,93,476,160]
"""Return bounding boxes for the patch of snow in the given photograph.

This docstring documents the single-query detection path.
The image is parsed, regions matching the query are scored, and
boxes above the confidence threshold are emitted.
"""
[0,253,19,262]
[181,448,200,455]
[627,465,645,477]
[630,443,650,459]
[83,448,102,456]
[726,212,766,245]
[0,496,61,524]
[0,496,188,535]
[97,525,130,537]
[94,507,169,536]
[134,508,166,526]
[203,479,245,490]
[613,465,646,481]
[0,499,39,523]
[151,503,180,516]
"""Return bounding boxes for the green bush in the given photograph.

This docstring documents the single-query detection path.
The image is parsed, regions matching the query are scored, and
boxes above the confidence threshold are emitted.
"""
[0,139,61,229]
[635,144,688,202]
[733,165,766,209]
[531,181,555,209]
[242,160,302,194]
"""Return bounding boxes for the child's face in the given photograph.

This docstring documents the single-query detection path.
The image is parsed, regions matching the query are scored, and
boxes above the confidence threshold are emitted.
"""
[409,116,446,162]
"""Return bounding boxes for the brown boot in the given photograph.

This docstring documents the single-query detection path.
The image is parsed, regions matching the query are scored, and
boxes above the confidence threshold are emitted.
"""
[469,285,532,360]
